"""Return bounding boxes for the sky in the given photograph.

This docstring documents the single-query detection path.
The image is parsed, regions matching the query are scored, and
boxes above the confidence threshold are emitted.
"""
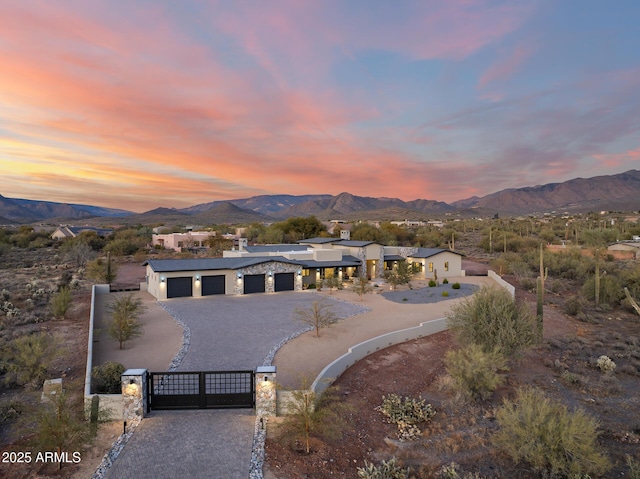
[1,1,639,213]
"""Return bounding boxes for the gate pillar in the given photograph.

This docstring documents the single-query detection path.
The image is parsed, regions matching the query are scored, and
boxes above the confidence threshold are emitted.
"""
[255,366,276,417]
[122,369,148,422]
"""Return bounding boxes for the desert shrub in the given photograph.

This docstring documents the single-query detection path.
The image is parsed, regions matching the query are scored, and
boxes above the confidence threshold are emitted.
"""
[445,344,507,401]
[437,462,485,478]
[563,295,584,316]
[581,274,624,307]
[442,291,449,297]
[443,278,449,284]
[446,286,536,357]
[3,332,59,388]
[50,286,72,319]
[376,394,436,441]
[451,282,461,289]
[596,355,616,373]
[357,457,409,479]
[92,361,125,393]
[626,455,640,479]
[277,386,350,454]
[493,387,611,478]
[429,279,437,287]
[0,399,24,422]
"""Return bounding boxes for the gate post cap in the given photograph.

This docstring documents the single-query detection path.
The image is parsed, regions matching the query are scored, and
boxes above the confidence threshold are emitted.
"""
[122,369,148,376]
[256,366,276,374]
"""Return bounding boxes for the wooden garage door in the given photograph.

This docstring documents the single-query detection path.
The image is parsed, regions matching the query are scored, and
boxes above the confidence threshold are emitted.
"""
[274,273,294,292]
[167,277,193,298]
[202,275,225,296]
[243,274,265,294]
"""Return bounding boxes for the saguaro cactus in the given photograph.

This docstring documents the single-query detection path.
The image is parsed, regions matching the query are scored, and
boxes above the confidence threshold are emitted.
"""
[536,243,547,341]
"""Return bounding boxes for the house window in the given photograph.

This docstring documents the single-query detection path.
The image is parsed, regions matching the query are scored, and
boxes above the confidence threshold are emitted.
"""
[412,262,422,273]
[444,261,449,272]
[428,262,433,272]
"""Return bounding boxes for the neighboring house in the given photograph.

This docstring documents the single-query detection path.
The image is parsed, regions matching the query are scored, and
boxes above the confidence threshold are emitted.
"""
[152,231,237,252]
[607,240,640,260]
[51,226,113,240]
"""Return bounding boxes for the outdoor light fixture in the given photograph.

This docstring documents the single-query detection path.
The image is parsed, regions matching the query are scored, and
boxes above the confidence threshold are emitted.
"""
[297,269,302,276]
[160,277,165,283]
[264,376,269,382]
[195,275,200,281]
[268,271,273,277]
[237,272,242,278]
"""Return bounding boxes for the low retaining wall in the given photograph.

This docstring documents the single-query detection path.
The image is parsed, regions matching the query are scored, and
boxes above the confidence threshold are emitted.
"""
[310,317,448,396]
[85,284,123,418]
[488,270,515,298]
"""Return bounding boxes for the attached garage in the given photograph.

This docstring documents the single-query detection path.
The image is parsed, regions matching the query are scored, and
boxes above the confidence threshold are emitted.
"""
[202,275,225,296]
[243,274,265,294]
[167,277,193,298]
[274,273,294,292]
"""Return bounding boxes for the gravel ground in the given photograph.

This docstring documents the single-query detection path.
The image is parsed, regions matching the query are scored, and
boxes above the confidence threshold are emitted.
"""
[381,282,478,304]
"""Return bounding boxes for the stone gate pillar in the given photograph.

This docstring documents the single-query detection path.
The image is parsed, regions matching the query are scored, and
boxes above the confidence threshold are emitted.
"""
[122,369,148,422]
[255,366,276,417]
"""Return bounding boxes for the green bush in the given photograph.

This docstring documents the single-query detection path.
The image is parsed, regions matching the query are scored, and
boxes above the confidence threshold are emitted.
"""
[443,278,449,284]
[437,462,485,479]
[493,387,610,478]
[50,286,72,319]
[376,394,435,441]
[445,344,507,401]
[92,362,125,393]
[429,279,437,287]
[442,291,449,297]
[563,295,584,316]
[3,332,59,388]
[357,458,409,479]
[446,286,536,357]
[452,282,461,289]
[581,274,624,307]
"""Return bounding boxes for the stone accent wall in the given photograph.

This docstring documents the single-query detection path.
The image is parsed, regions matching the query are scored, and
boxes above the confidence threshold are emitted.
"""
[234,262,302,295]
[255,366,277,417]
[378,248,385,278]
[121,369,147,422]
[398,247,418,258]
[356,248,367,277]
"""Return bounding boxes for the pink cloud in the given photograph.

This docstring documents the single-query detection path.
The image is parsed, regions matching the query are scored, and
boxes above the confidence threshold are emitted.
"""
[479,45,532,88]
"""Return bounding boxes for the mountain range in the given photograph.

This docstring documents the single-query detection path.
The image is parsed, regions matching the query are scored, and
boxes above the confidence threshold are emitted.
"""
[2,170,639,225]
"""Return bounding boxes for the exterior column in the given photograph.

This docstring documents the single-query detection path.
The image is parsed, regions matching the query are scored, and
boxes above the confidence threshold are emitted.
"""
[255,366,277,417]
[122,369,147,422]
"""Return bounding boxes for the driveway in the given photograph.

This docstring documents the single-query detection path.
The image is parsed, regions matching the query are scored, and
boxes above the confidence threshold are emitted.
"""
[103,291,366,479]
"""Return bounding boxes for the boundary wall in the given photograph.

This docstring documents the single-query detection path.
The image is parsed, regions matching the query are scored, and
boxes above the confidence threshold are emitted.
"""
[84,284,123,418]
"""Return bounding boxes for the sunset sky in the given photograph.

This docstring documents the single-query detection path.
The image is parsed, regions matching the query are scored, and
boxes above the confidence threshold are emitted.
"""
[1,1,639,212]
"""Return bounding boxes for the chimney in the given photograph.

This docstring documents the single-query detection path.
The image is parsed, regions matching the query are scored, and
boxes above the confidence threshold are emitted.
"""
[238,238,248,251]
[340,230,350,240]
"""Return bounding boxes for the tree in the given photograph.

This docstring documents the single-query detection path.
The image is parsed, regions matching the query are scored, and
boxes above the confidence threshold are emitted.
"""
[293,300,338,337]
[384,260,412,290]
[86,254,118,284]
[323,276,341,295]
[107,294,146,349]
[32,388,96,470]
[60,238,95,267]
[446,286,536,357]
[3,333,60,388]
[277,382,350,454]
[206,235,234,257]
[50,286,72,319]
[353,277,372,301]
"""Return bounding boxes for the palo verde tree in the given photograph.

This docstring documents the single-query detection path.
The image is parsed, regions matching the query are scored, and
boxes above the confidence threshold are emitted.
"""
[293,300,338,337]
[107,294,146,349]
[353,277,373,301]
[384,259,412,290]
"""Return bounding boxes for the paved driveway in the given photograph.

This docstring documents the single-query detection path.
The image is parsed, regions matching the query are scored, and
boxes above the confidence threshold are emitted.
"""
[104,292,365,479]
[165,291,367,371]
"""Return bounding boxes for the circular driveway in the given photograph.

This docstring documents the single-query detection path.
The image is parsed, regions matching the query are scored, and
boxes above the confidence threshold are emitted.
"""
[161,291,367,371]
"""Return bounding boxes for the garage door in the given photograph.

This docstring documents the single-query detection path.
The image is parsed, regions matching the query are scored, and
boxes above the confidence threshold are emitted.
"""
[243,274,265,294]
[274,273,294,292]
[202,275,225,296]
[167,277,193,298]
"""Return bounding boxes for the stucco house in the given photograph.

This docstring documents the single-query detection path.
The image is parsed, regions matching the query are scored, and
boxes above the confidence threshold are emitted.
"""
[51,226,113,240]
[143,237,464,300]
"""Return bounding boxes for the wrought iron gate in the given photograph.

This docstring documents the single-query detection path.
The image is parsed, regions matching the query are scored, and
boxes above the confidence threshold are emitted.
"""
[147,370,255,411]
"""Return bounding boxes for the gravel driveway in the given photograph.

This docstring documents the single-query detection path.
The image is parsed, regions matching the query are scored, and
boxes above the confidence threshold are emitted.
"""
[161,291,368,371]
